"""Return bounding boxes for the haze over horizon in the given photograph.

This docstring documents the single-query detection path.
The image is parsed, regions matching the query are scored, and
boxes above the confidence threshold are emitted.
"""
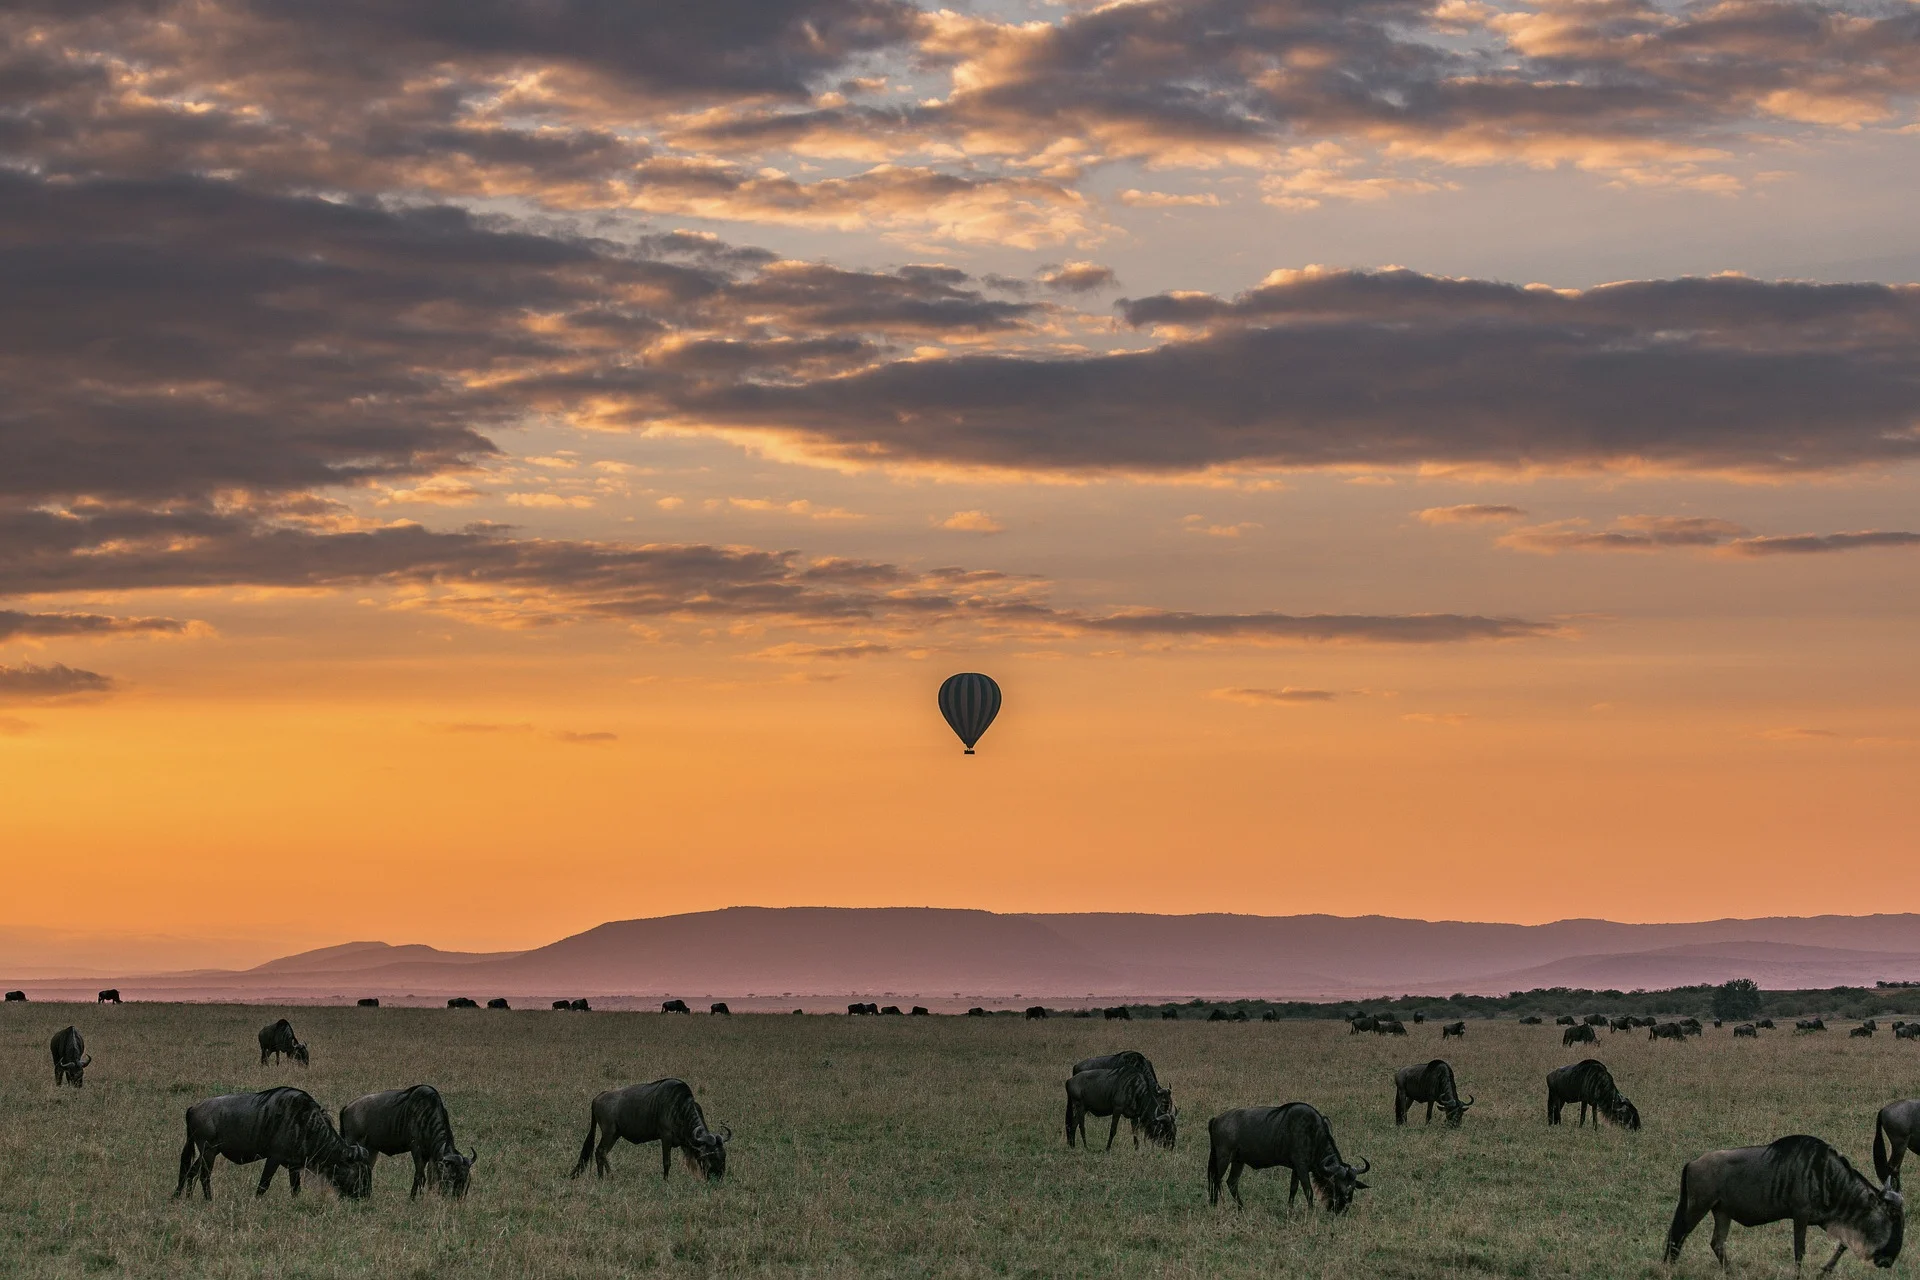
[3,0,1919,956]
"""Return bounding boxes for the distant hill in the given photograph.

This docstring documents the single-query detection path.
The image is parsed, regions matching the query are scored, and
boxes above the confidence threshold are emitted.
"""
[7,907,1920,1004]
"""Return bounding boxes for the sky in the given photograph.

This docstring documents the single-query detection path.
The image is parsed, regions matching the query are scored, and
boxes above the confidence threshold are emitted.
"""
[3,0,1920,967]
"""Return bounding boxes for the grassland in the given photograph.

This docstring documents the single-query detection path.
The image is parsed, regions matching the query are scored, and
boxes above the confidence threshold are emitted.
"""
[3,1003,1916,1278]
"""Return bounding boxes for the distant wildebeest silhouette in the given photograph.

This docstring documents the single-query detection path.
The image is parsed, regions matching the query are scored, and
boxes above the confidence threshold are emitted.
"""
[1664,1135,1903,1271]
[570,1079,731,1182]
[446,997,478,1009]
[1563,1023,1597,1047]
[1734,1023,1758,1038]
[1411,1011,1425,1024]
[1650,1022,1687,1042]
[1441,1021,1466,1040]
[1547,1059,1640,1130]
[487,998,509,1010]
[1026,1006,1048,1020]
[1349,1015,1377,1034]
[1104,1006,1131,1020]
[966,1007,986,1017]
[910,1006,929,1016]
[97,989,120,1004]
[1262,1010,1280,1022]
[1584,1013,1608,1027]
[257,1019,309,1067]
[1519,1015,1542,1025]
[5,990,26,1002]
[1206,1103,1369,1213]
[1395,1059,1474,1126]
[1610,1016,1634,1033]
[1898,1025,1920,1041]
[1162,1008,1180,1019]
[1555,1015,1576,1026]
[51,1025,89,1087]
[1854,1025,1877,1038]
[174,1087,371,1202]
[1066,1052,1176,1151]
[356,998,379,1008]
[710,1002,731,1016]
[1757,1018,1776,1029]
[880,1005,902,1016]
[1874,1099,1920,1188]
[1797,1018,1828,1032]
[340,1084,475,1199]
[569,999,590,1012]
[552,1000,571,1010]
[663,1000,691,1014]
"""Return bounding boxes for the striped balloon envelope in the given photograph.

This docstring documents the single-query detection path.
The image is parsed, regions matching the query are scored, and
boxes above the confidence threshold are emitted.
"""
[937,673,1001,755]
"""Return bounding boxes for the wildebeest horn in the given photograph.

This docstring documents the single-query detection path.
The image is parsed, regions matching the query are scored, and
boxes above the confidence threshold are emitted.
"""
[79,1055,91,1067]
[467,1146,478,1166]
[1353,1156,1370,1176]
[716,1125,733,1143]
[1461,1094,1476,1108]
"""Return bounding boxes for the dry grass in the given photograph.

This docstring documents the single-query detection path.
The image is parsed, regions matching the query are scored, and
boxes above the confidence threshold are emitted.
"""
[1,1004,1913,1277]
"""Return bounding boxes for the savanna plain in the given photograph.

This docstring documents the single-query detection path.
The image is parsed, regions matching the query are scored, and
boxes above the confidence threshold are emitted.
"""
[4,1004,1916,1278]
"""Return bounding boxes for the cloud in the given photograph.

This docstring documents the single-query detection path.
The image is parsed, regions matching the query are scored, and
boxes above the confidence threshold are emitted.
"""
[0,716,32,736]
[750,642,894,661]
[1078,610,1558,644]
[1725,531,1920,556]
[1418,504,1528,524]
[1213,686,1339,704]
[0,611,188,640]
[0,663,116,702]
[936,511,1007,534]
[1499,516,1750,554]
[1037,262,1118,294]
[551,730,618,746]
[1403,711,1471,725]
[1117,191,1221,209]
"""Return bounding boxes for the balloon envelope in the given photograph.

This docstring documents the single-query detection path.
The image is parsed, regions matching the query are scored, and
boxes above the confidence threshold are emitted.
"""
[938,673,1001,754]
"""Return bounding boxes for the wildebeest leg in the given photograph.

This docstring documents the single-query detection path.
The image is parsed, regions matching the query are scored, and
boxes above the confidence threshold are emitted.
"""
[173,1137,199,1198]
[256,1161,279,1196]
[199,1146,217,1200]
[1287,1167,1301,1207]
[1206,1147,1223,1206]
[1791,1219,1808,1266]
[286,1164,302,1197]
[1709,1208,1734,1266]
[591,1127,617,1178]
[1820,1244,1848,1273]
[1425,1100,1434,1124]
[1065,1095,1077,1148]
[1106,1113,1120,1151]
[1226,1160,1245,1209]
[1547,1094,1559,1125]
[412,1153,428,1199]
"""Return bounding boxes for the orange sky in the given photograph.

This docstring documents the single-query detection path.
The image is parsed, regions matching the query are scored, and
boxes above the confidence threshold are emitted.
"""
[3,0,1919,969]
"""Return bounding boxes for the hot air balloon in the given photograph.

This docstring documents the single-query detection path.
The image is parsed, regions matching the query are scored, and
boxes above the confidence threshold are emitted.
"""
[938,673,1001,755]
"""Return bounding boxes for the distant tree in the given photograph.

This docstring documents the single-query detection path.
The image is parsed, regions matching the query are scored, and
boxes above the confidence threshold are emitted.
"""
[1712,978,1763,1022]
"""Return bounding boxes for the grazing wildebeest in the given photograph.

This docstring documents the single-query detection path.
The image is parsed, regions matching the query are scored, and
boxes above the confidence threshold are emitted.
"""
[97,989,120,1004]
[910,1006,929,1016]
[1065,1057,1176,1151]
[1349,1015,1377,1034]
[174,1087,371,1202]
[1855,1026,1877,1039]
[1556,1015,1576,1026]
[967,1007,987,1017]
[710,1002,731,1016]
[553,1000,571,1010]
[1206,1103,1370,1213]
[1585,1013,1609,1027]
[1026,1006,1048,1020]
[1734,1023,1759,1038]
[1799,1018,1829,1032]
[487,998,509,1010]
[356,998,379,1008]
[1564,1023,1597,1047]
[257,1019,309,1067]
[51,1025,90,1087]
[1520,1015,1543,1025]
[1873,1101,1920,1188]
[1162,1008,1180,1020]
[1378,1018,1405,1035]
[1665,1135,1903,1271]
[1395,1060,1475,1126]
[1759,1019,1776,1029]
[1611,1016,1634,1033]
[880,1005,902,1016]
[1104,1006,1131,1021]
[1441,1021,1466,1040]
[1546,1059,1640,1130]
[5,990,25,1002]
[1865,1020,1879,1032]
[1899,1026,1920,1042]
[339,1084,476,1199]
[446,997,478,1009]
[1262,1010,1280,1022]
[662,1000,690,1014]
[1651,1022,1687,1042]
[569,998,591,1012]
[569,1079,731,1182]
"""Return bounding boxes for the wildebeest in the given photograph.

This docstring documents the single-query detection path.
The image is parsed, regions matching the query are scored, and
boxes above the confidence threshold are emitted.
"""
[1555,1015,1576,1026]
[257,1019,309,1067]
[1379,1017,1405,1035]
[880,1005,902,1016]
[710,1002,731,1016]
[174,1087,372,1201]
[339,1084,476,1199]
[1799,1018,1829,1032]
[1584,1013,1609,1026]
[1104,1006,1131,1020]
[356,998,379,1008]
[1651,1022,1687,1042]
[5,990,25,1002]
[1349,1015,1377,1034]
[662,1000,690,1013]
[97,988,120,1004]
[1026,1006,1048,1020]
[1065,1052,1176,1151]
[569,998,591,1012]
[1665,1135,1903,1270]
[552,1000,571,1010]
[966,1007,987,1017]
[446,997,478,1009]
[1441,1021,1466,1040]
[569,1079,731,1182]
[51,1025,89,1087]
[1411,1010,1425,1024]
[1520,1015,1542,1025]
[1206,1103,1370,1213]
[1395,1059,1474,1126]
[1546,1059,1640,1130]
[1564,1023,1597,1047]
[1854,1025,1877,1039]
[1899,1026,1920,1041]
[1262,1010,1280,1022]
[1610,1016,1634,1033]
[910,1006,929,1016]
[1873,1101,1920,1188]
[1734,1023,1759,1038]
[1865,1020,1879,1032]
[487,998,509,1010]
[1162,1008,1180,1020]
[1759,1019,1776,1029]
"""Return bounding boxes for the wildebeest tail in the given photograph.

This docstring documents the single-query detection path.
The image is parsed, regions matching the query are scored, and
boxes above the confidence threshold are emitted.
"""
[569,1115,597,1178]
[1876,1113,1895,1184]
[1064,1088,1076,1147]
[1663,1164,1690,1261]
[172,1118,198,1197]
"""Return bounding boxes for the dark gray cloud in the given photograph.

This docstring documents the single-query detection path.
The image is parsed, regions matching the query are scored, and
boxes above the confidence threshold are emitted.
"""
[0,611,186,640]
[1079,611,1557,643]
[0,662,115,701]
[1727,530,1920,556]
[1213,686,1341,704]
[1497,516,1920,555]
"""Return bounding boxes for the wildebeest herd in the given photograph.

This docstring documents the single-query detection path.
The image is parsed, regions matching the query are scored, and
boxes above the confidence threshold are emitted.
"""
[16,1001,1917,1270]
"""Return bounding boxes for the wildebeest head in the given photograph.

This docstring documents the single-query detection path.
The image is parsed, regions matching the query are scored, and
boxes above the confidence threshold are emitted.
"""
[1313,1152,1370,1213]
[291,1040,310,1067]
[1610,1095,1642,1131]
[433,1146,477,1198]
[325,1142,374,1199]
[1443,1091,1475,1127]
[1144,1088,1178,1149]
[66,1053,92,1087]
[685,1124,731,1180]
[1836,1181,1905,1268]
